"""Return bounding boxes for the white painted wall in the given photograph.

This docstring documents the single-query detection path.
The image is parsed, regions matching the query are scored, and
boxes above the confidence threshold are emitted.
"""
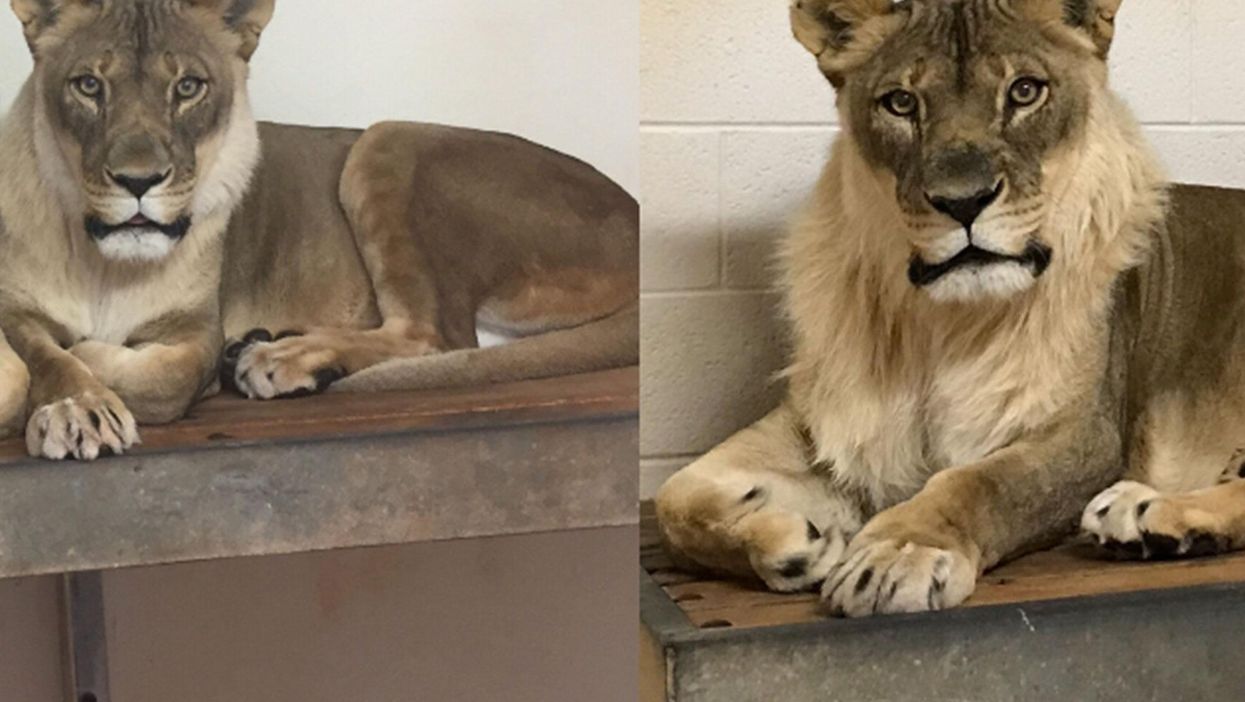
[0,0,638,192]
[640,0,1245,497]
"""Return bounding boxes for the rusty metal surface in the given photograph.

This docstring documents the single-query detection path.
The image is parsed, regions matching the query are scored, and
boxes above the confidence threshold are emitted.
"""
[0,415,636,580]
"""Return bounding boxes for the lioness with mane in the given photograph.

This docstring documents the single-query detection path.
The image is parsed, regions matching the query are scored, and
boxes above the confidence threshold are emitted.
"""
[0,0,638,460]
[657,0,1245,617]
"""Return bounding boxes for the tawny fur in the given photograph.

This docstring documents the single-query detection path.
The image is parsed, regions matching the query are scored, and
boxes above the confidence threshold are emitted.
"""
[782,92,1162,511]
[0,329,29,438]
[0,0,264,458]
[0,0,638,459]
[654,0,1245,617]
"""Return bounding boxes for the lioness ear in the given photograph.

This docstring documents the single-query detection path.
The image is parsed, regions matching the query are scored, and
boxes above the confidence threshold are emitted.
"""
[790,0,907,88]
[185,0,275,61]
[1020,0,1123,58]
[10,0,96,53]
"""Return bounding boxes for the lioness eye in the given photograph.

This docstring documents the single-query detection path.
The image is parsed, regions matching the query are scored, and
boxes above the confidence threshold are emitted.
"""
[175,77,206,100]
[1008,77,1047,107]
[881,90,919,118]
[72,75,102,99]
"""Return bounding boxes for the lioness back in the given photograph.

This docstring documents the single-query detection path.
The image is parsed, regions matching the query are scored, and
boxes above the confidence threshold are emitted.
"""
[223,119,639,352]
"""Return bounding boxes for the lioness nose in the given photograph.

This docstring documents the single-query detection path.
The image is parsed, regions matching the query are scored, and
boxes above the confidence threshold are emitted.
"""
[926,182,1003,229]
[107,169,171,199]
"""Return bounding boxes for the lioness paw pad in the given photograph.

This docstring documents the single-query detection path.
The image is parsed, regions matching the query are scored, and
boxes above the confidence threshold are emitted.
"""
[26,393,139,461]
[751,516,847,593]
[821,539,975,618]
[229,331,346,400]
[1082,481,1230,559]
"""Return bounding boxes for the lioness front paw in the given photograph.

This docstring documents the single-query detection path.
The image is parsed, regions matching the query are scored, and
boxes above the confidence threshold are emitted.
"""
[227,329,345,400]
[822,535,976,618]
[1082,481,1230,559]
[26,392,139,461]
[748,514,847,593]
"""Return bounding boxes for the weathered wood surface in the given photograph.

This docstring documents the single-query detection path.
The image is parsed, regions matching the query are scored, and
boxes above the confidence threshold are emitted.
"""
[641,501,1245,631]
[0,369,638,579]
[0,367,639,463]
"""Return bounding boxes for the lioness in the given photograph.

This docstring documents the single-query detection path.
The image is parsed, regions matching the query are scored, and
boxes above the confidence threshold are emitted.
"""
[658,0,1245,617]
[0,330,27,438]
[0,0,638,459]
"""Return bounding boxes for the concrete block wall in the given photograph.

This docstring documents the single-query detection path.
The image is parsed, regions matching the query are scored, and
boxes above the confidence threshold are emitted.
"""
[640,0,1245,498]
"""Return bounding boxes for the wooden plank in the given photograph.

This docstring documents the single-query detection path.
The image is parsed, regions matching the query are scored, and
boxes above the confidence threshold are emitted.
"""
[641,501,1245,631]
[970,547,1245,607]
[0,367,638,463]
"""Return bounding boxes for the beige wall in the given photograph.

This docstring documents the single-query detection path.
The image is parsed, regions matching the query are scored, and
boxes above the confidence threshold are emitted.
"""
[639,0,1245,498]
[0,527,636,702]
[0,2,638,194]
[0,576,63,701]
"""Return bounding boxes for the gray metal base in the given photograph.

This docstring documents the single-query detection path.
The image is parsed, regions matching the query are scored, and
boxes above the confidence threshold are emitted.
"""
[642,572,1245,702]
[0,417,636,579]
[0,371,638,700]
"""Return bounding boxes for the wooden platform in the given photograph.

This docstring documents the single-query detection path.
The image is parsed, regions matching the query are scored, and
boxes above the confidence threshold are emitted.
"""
[641,504,1245,630]
[0,368,638,579]
[0,367,637,463]
[641,502,1245,701]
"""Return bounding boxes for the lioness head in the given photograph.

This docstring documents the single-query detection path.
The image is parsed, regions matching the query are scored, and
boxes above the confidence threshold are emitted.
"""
[792,0,1124,303]
[11,0,273,262]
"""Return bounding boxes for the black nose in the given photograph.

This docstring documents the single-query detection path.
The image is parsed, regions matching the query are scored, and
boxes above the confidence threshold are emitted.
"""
[927,182,1003,229]
[107,170,171,198]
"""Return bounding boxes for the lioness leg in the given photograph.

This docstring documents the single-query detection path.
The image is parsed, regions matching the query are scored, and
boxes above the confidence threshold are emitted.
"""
[1081,403,1245,559]
[229,122,637,399]
[68,315,221,424]
[822,415,1122,617]
[225,153,456,399]
[226,325,444,400]
[655,406,863,592]
[1081,472,1245,559]
[226,140,450,399]
[5,314,139,460]
[0,331,29,439]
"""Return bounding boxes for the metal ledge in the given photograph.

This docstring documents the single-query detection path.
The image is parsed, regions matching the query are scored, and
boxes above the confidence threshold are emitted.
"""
[0,368,638,580]
[643,571,1245,701]
[641,487,1245,702]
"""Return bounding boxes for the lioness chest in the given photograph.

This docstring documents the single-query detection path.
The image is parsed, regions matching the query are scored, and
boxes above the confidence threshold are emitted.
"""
[806,302,1111,510]
[0,215,224,346]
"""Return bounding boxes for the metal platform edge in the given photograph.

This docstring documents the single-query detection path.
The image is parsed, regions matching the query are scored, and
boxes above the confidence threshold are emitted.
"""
[0,412,638,580]
[641,574,1245,701]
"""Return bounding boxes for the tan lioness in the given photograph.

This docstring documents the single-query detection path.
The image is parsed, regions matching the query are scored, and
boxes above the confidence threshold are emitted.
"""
[0,330,27,438]
[0,0,638,459]
[658,0,1245,617]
